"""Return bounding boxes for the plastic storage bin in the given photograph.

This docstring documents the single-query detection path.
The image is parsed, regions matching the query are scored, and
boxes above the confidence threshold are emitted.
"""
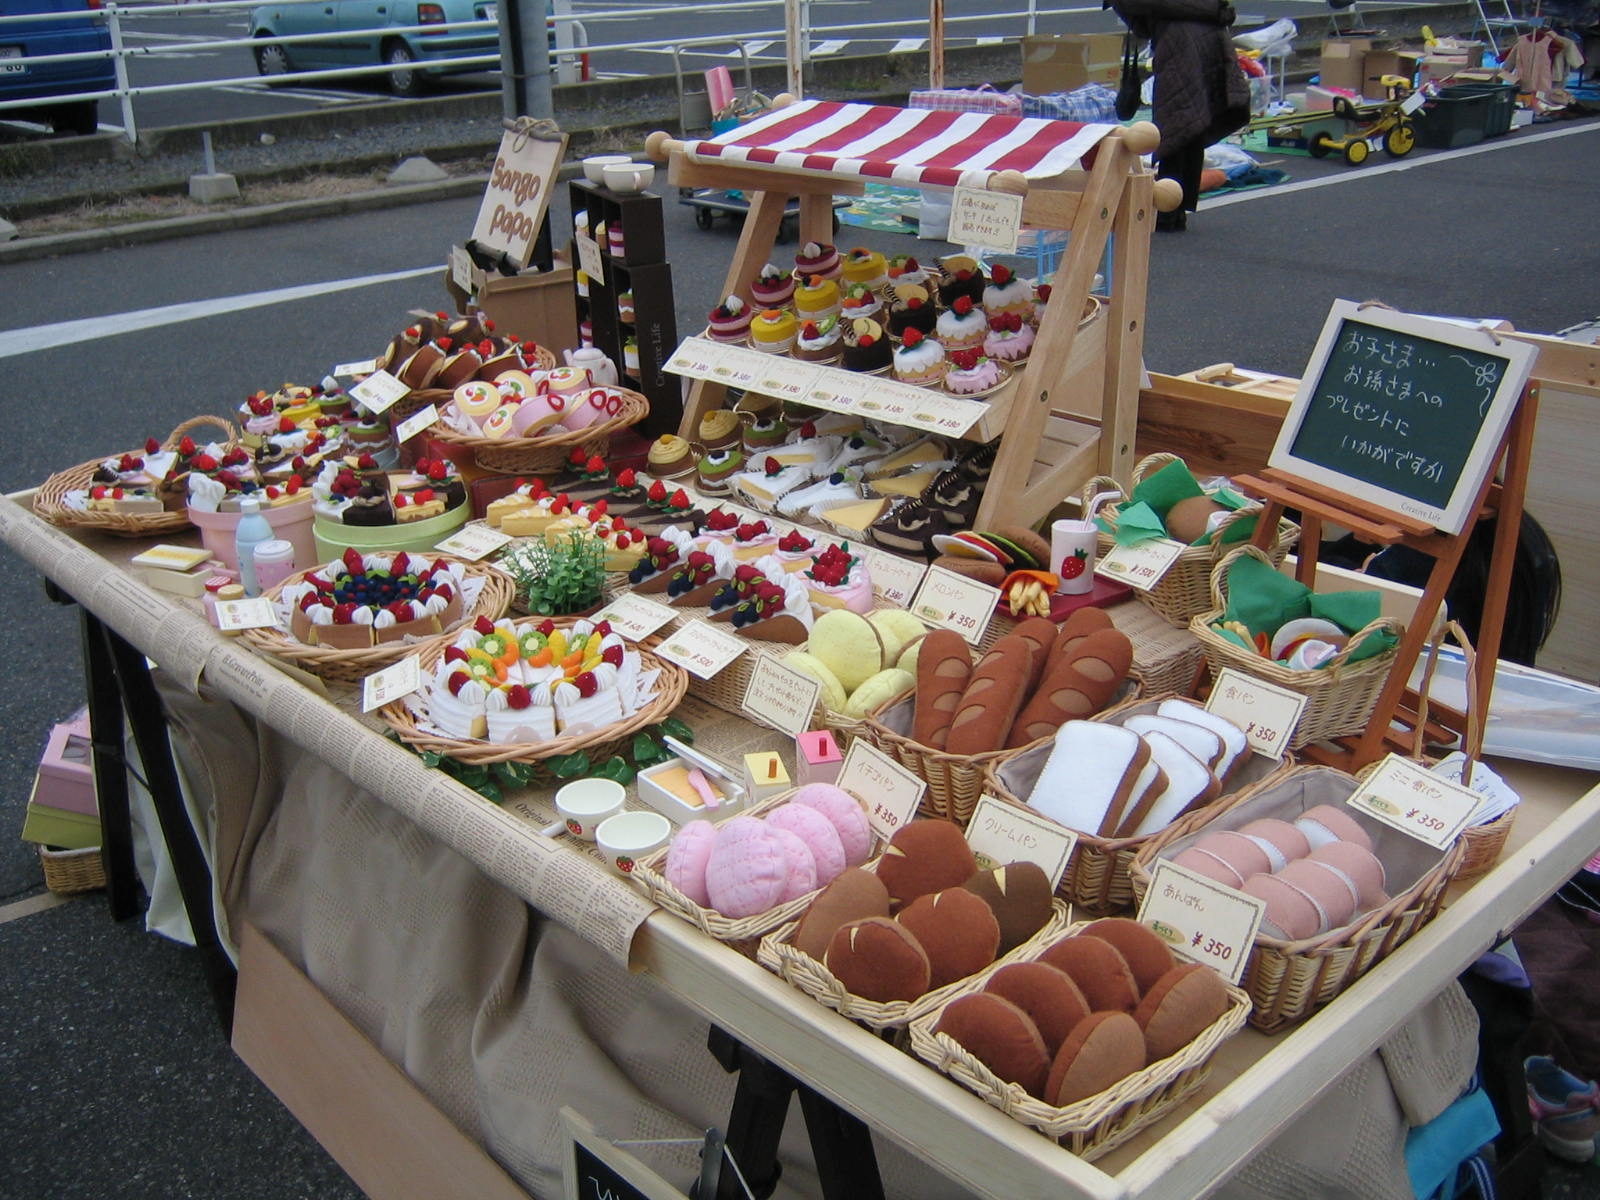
[1411,88,1494,149]
[1441,82,1516,137]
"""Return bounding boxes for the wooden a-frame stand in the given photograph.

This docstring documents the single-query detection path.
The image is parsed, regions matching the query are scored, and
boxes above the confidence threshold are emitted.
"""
[1234,384,1539,772]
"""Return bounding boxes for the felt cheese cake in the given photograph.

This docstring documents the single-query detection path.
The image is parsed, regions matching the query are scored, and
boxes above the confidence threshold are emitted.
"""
[819,496,889,541]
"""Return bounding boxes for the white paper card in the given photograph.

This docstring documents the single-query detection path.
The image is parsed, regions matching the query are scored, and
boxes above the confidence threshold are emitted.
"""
[213,597,278,632]
[867,550,927,606]
[349,370,411,416]
[1205,667,1308,762]
[1429,751,1519,825]
[911,564,999,646]
[593,592,677,641]
[575,231,605,287]
[1137,859,1265,985]
[741,655,821,738]
[1346,753,1482,849]
[331,358,379,379]
[655,619,748,680]
[363,656,421,712]
[950,185,1024,254]
[433,523,513,560]
[663,336,730,380]
[965,795,1078,890]
[838,739,926,842]
[449,244,474,296]
[395,404,440,444]
[1095,537,1186,591]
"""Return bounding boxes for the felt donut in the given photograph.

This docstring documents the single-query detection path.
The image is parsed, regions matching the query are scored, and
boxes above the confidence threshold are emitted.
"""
[792,867,890,960]
[765,804,847,887]
[1039,935,1140,1013]
[663,819,718,907]
[912,629,973,749]
[896,888,1001,989]
[1082,918,1178,994]
[1046,1011,1147,1107]
[704,816,789,918]
[769,825,819,904]
[1006,627,1134,748]
[876,818,978,910]
[984,962,1090,1057]
[1134,962,1231,1060]
[961,862,1055,954]
[791,783,874,866]
[1296,804,1374,851]
[825,916,931,1003]
[944,637,1034,755]
[934,992,1052,1099]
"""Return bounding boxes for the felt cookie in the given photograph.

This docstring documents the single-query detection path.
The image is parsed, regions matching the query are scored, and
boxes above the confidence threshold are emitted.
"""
[1007,627,1134,747]
[825,916,931,1003]
[961,862,1055,954]
[1046,1011,1147,1107]
[782,651,849,713]
[896,888,1001,989]
[984,962,1090,1057]
[844,667,915,719]
[1039,935,1140,1013]
[1051,606,1115,659]
[792,867,891,960]
[1026,721,1151,837]
[769,825,820,904]
[876,818,979,910]
[867,608,928,666]
[935,992,1052,1099]
[1134,962,1231,1060]
[1081,918,1177,994]
[791,783,874,866]
[765,803,847,887]
[704,816,790,918]
[912,629,973,749]
[944,637,1034,755]
[662,819,718,908]
[808,609,886,693]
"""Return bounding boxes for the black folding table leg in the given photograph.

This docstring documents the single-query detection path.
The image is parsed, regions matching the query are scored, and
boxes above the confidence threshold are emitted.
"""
[797,1083,884,1200]
[75,607,143,921]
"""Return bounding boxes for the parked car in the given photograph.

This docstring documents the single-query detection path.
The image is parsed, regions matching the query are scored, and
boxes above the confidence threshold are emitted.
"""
[248,0,500,97]
[0,0,113,136]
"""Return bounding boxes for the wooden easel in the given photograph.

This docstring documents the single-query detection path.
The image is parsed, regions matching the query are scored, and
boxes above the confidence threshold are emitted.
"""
[1233,383,1539,771]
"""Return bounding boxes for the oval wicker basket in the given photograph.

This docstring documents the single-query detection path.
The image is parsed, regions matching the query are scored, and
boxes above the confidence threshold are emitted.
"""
[237,555,515,685]
[32,415,239,537]
[430,387,649,475]
[1085,453,1301,628]
[385,343,558,428]
[380,613,688,776]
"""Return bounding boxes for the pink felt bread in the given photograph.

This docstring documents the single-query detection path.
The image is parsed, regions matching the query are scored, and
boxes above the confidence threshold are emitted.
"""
[1238,819,1311,871]
[663,819,718,907]
[1277,857,1359,930]
[704,816,790,918]
[1188,830,1273,882]
[1241,872,1322,941]
[765,803,848,886]
[1309,840,1388,909]
[792,783,873,866]
[1171,846,1247,889]
[770,825,820,903]
[1296,804,1374,851]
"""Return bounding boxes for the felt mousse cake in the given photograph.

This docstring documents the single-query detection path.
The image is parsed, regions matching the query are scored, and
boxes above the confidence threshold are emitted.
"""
[750,309,800,354]
[983,312,1035,363]
[707,295,754,343]
[944,349,1005,396]
[841,317,893,374]
[750,262,796,308]
[982,263,1034,323]
[892,328,947,388]
[794,241,842,281]
[840,246,889,290]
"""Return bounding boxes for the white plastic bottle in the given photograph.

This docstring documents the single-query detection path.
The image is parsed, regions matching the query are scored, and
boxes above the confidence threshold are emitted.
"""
[234,497,274,597]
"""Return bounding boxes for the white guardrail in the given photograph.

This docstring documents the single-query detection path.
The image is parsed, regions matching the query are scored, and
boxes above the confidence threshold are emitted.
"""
[0,0,1051,145]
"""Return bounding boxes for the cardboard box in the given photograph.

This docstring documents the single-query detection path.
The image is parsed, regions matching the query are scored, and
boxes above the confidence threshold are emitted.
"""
[443,253,580,356]
[1021,33,1124,94]
[1362,50,1424,98]
[1420,55,1472,85]
[1319,37,1373,92]
[1431,37,1486,67]
[36,716,96,817]
[22,801,101,850]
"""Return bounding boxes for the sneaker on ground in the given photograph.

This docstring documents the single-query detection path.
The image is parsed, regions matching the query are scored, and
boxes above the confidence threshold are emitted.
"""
[1526,1055,1600,1163]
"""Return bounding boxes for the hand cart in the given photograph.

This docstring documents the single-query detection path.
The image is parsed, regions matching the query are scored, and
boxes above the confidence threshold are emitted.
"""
[678,189,847,242]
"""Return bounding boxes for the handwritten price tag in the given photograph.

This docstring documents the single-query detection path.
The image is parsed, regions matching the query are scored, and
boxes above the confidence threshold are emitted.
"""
[213,597,278,632]
[363,655,421,712]
[742,655,821,738]
[663,336,728,381]
[1137,859,1264,985]
[1346,753,1482,849]
[395,403,440,444]
[575,231,604,286]
[656,619,748,681]
[951,185,1024,254]
[747,354,822,403]
[449,244,474,296]
[910,564,999,646]
[349,369,411,416]
[1095,537,1186,592]
[1205,668,1308,762]
[965,795,1078,889]
[433,523,512,561]
[593,592,676,641]
[838,739,926,842]
[866,549,927,606]
[331,358,379,379]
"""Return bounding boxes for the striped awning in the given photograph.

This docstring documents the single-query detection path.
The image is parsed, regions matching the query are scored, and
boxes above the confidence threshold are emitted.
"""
[681,99,1115,190]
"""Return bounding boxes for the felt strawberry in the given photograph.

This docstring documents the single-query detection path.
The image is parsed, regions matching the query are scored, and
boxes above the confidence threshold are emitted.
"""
[299,592,322,613]
[950,349,981,371]
[224,447,252,467]
[590,499,608,518]
[536,617,557,636]
[902,327,925,348]
[800,420,817,438]
[573,671,598,699]
[506,684,532,710]
[593,619,612,637]
[707,509,738,531]
[388,601,416,621]
[991,264,1012,286]
[391,552,412,577]
[473,614,496,636]
[436,337,453,352]
[331,603,359,624]
[427,460,449,482]
[143,437,160,454]
[601,643,624,667]
[1036,284,1053,304]
[357,452,378,470]
[801,321,819,339]
[952,295,975,317]
[616,468,637,488]
[483,319,496,333]
[907,295,926,310]
[668,489,689,510]
[446,670,472,696]
[285,475,304,494]
[586,455,605,474]
[763,456,783,477]
[568,447,587,467]
[178,436,197,457]
[1060,548,1088,580]
[343,547,366,574]
[778,530,812,552]
[647,479,668,503]
[278,416,297,433]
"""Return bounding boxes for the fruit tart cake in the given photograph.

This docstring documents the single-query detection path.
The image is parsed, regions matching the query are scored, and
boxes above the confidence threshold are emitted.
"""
[282,548,469,648]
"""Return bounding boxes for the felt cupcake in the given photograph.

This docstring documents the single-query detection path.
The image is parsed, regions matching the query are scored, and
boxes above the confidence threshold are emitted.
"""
[697,445,745,494]
[887,253,933,289]
[937,255,987,308]
[982,263,1034,324]
[794,275,842,323]
[944,349,1004,396]
[794,315,843,364]
[698,407,744,450]
[936,295,988,353]
[743,414,790,451]
[839,282,883,322]
[750,262,795,309]
[983,311,1035,363]
[646,434,697,480]
[887,285,938,340]
[841,317,892,374]
[841,246,889,290]
[622,336,640,375]
[749,308,799,354]
[707,295,754,343]
[794,241,842,281]
[892,328,947,388]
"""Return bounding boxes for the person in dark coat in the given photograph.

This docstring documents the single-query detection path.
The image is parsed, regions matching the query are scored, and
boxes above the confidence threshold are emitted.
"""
[1107,0,1251,230]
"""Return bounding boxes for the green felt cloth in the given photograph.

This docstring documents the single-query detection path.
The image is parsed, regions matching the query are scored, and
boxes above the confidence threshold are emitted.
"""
[1104,462,1261,547]
[1215,553,1397,667]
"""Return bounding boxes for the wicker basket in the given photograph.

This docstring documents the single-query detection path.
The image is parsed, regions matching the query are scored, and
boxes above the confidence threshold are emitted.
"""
[31,416,239,537]
[430,387,649,474]
[1190,545,1406,750]
[630,789,888,956]
[39,845,106,894]
[1129,764,1467,1032]
[379,614,688,777]
[983,694,1295,914]
[757,898,1072,1032]
[237,555,515,685]
[905,924,1250,1159]
[1085,453,1301,628]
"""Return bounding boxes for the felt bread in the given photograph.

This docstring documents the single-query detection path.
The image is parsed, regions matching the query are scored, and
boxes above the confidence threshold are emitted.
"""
[1007,627,1134,748]
[1134,962,1231,1060]
[1296,804,1374,851]
[769,826,820,903]
[792,867,891,960]
[896,888,1002,989]
[932,554,1007,588]
[1046,1011,1148,1107]
[944,637,1035,756]
[984,962,1091,1057]
[1122,730,1221,838]
[1155,699,1249,782]
[663,820,718,908]
[782,651,850,713]
[808,609,886,693]
[876,818,979,909]
[844,667,916,719]
[961,862,1055,954]
[1040,935,1141,1013]
[1009,616,1062,694]
[912,629,973,749]
[1105,755,1170,842]
[704,816,791,918]
[866,608,928,667]
[1277,857,1359,931]
[791,783,874,866]
[1121,714,1226,777]
[934,992,1052,1099]
[825,916,931,1002]
[996,524,1053,571]
[1310,840,1388,908]
[1238,819,1311,872]
[1051,606,1115,658]
[765,803,848,886]
[1081,918,1178,994]
[1165,494,1228,544]
[1242,872,1323,940]
[1026,721,1152,837]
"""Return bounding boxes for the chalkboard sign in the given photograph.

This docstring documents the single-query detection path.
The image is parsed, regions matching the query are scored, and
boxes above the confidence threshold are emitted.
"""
[1268,301,1536,534]
[561,1108,692,1200]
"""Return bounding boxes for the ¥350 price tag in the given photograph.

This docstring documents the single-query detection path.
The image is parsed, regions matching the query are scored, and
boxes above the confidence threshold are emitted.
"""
[655,619,748,681]
[1137,859,1264,985]
[1205,667,1308,761]
[965,795,1077,890]
[349,369,411,416]
[1095,537,1185,592]
[910,564,999,646]
[838,739,926,841]
[1346,753,1482,849]
[433,523,512,560]
[363,655,421,712]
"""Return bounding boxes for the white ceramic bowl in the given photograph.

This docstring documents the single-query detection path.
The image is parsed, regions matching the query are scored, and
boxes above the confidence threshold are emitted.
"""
[582,154,631,185]
[602,161,655,195]
[554,777,626,841]
[596,810,672,875]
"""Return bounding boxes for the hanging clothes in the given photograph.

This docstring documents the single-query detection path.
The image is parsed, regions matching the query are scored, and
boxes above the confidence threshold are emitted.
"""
[1501,29,1586,98]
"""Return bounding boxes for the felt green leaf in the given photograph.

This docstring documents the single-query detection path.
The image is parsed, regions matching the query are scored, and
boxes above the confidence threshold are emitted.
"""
[659,717,695,743]
[549,751,592,780]
[593,756,637,786]
[1129,458,1204,518]
[1108,499,1167,547]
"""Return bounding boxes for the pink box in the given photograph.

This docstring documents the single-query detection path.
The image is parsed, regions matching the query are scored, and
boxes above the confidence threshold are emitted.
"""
[795,730,844,788]
[36,715,97,817]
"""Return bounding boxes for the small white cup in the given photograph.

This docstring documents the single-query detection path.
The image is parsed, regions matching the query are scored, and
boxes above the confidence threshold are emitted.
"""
[1050,517,1098,595]
[554,778,626,841]
[602,161,654,194]
[596,810,672,876]
[582,154,631,185]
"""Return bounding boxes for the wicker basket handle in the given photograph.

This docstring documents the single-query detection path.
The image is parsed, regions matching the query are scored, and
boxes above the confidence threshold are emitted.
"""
[164,415,239,449]
[1203,500,1267,552]
[1412,619,1483,781]
[1079,473,1122,516]
[1130,451,1182,487]
[1319,614,1407,674]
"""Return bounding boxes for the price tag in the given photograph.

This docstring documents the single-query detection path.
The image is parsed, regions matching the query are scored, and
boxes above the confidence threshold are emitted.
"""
[865,549,927,606]
[395,403,440,444]
[1401,89,1426,114]
[1204,667,1308,762]
[838,739,926,842]
[1095,537,1186,591]
[1137,859,1264,986]
[362,655,421,712]
[1346,753,1483,849]
[449,244,475,296]
[575,231,604,286]
[910,564,999,646]
[655,619,748,681]
[331,358,379,379]
[593,592,676,641]
[433,523,513,560]
[950,185,1024,254]
[213,597,278,632]
[349,370,411,416]
[747,354,821,403]
[741,655,821,738]
[707,344,763,389]
[964,795,1078,889]
[663,336,728,381]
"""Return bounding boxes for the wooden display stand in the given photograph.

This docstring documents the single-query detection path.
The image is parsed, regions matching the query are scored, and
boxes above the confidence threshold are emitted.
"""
[646,114,1173,530]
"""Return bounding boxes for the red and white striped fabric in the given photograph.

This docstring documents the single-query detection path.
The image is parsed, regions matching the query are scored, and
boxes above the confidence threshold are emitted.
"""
[683,99,1115,191]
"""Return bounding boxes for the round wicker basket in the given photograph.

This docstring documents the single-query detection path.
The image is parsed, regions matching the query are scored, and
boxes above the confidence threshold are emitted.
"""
[385,343,557,428]
[430,387,649,475]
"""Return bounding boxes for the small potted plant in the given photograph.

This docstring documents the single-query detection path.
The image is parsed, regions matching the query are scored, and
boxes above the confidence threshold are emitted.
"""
[499,530,607,616]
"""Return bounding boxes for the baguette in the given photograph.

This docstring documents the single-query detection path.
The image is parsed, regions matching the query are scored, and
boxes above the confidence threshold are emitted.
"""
[944,638,1034,756]
[912,630,972,749]
[1006,627,1134,748]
